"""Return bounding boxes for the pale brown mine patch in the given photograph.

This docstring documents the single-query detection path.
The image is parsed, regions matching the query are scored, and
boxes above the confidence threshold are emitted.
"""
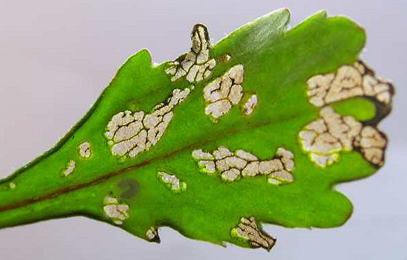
[103,195,129,225]
[78,142,91,158]
[63,160,76,177]
[158,171,187,192]
[231,217,276,251]
[307,61,393,107]
[203,65,245,120]
[242,94,258,115]
[165,24,216,82]
[299,106,387,167]
[192,146,295,185]
[105,87,192,158]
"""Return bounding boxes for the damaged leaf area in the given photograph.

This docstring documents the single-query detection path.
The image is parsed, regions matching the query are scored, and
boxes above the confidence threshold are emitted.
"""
[0,9,394,252]
[192,146,295,184]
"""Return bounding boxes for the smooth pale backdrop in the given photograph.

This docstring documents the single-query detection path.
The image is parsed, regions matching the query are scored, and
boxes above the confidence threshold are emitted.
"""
[0,1,406,259]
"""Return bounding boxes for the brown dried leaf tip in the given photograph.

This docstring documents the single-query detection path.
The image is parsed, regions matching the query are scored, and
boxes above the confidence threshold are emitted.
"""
[231,217,276,251]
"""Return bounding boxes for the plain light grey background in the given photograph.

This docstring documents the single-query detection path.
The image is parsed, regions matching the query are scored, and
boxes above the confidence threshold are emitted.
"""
[0,0,406,259]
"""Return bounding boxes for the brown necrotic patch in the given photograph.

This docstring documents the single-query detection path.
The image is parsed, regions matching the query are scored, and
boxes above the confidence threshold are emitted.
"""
[165,24,216,82]
[307,60,394,107]
[192,146,295,185]
[299,106,387,167]
[231,217,276,251]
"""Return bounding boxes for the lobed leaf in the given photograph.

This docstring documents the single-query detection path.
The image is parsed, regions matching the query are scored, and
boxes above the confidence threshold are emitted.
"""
[0,9,394,251]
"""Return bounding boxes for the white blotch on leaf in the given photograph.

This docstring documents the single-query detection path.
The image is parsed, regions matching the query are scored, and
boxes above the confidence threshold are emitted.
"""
[204,65,245,120]
[78,142,92,158]
[307,61,393,107]
[158,171,187,192]
[242,94,258,115]
[103,195,129,225]
[105,87,192,158]
[165,24,216,83]
[231,217,276,251]
[192,146,295,184]
[63,160,76,177]
[299,106,387,167]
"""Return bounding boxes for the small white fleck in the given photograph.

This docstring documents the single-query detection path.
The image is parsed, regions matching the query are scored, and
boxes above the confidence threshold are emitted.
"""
[243,94,258,115]
[63,160,76,177]
[192,149,215,160]
[79,142,92,158]
[198,160,216,174]
[158,171,187,192]
[268,178,282,186]
[236,150,258,161]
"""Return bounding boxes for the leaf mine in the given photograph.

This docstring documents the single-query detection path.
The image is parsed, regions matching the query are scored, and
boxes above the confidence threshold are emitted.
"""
[103,195,129,225]
[63,160,76,177]
[299,106,387,167]
[165,24,216,82]
[105,87,193,158]
[231,217,276,251]
[203,65,245,120]
[192,146,295,184]
[242,94,258,115]
[0,9,396,253]
[307,60,394,107]
[146,227,160,243]
[157,171,187,193]
[78,142,92,158]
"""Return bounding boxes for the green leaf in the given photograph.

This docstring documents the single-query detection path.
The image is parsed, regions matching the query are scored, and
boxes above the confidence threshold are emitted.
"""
[0,9,394,251]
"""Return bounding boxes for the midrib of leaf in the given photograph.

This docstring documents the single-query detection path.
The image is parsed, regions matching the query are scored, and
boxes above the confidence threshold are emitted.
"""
[0,110,306,214]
